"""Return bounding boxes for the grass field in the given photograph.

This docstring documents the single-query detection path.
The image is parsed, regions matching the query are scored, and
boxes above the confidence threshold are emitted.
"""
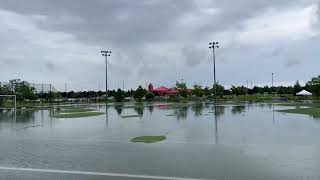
[60,108,95,113]
[131,136,166,143]
[277,108,320,117]
[121,115,140,118]
[52,111,104,118]
[52,107,103,118]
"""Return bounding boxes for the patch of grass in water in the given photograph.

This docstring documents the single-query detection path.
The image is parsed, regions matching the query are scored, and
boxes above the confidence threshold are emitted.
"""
[53,111,104,118]
[277,108,320,117]
[121,115,140,118]
[61,108,94,113]
[165,114,175,116]
[277,102,320,108]
[131,136,166,143]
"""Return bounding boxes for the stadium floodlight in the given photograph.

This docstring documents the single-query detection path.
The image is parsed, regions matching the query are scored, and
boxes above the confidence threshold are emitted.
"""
[100,50,112,103]
[209,42,220,101]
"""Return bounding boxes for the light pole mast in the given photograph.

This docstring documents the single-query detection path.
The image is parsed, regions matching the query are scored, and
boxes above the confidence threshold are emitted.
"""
[209,42,219,101]
[272,72,274,93]
[101,50,111,104]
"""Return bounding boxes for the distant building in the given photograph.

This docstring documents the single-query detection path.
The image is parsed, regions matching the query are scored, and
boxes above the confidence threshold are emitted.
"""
[148,83,192,96]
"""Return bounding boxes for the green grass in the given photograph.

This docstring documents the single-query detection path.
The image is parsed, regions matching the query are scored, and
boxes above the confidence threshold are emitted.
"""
[121,115,140,118]
[52,111,104,118]
[276,102,320,108]
[61,108,94,113]
[131,136,166,143]
[277,108,320,117]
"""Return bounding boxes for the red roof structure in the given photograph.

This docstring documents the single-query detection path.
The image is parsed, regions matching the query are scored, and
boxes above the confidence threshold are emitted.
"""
[148,83,192,96]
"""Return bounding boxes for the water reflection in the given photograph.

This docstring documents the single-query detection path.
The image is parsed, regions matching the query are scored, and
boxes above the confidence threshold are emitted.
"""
[114,104,124,115]
[16,110,35,123]
[148,106,154,114]
[214,106,219,144]
[212,106,225,118]
[231,105,246,114]
[134,106,144,118]
[174,106,189,121]
[191,103,204,116]
[0,109,15,120]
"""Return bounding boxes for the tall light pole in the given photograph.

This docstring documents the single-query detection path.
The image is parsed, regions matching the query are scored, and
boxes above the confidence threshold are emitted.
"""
[101,50,111,103]
[272,72,274,93]
[209,42,219,101]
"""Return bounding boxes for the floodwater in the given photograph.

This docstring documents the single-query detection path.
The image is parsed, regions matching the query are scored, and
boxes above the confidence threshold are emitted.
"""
[0,102,320,180]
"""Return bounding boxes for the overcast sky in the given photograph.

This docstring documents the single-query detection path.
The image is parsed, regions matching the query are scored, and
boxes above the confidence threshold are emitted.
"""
[0,0,320,91]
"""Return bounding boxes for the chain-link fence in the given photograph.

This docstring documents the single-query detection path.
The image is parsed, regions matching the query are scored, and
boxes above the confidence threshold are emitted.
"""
[0,82,61,107]
[0,82,59,94]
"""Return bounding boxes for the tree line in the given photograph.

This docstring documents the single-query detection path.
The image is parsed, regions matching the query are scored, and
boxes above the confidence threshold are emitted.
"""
[1,75,320,102]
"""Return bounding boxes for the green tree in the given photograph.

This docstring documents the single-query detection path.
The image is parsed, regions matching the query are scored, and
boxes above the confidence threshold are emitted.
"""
[212,83,225,96]
[230,86,246,96]
[306,75,320,96]
[293,81,302,94]
[4,79,36,101]
[192,84,204,97]
[203,86,211,96]
[133,85,146,101]
[145,92,155,101]
[174,81,188,98]
[114,89,125,102]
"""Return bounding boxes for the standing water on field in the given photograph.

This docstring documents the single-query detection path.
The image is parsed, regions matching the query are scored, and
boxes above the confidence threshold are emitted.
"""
[0,102,320,180]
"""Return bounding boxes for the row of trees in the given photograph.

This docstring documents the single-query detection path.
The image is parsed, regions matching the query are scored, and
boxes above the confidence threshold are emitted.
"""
[1,76,320,102]
[0,79,37,101]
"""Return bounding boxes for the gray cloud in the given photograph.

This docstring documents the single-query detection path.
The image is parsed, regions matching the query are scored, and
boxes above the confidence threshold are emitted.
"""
[182,46,208,66]
[285,57,301,67]
[0,0,319,90]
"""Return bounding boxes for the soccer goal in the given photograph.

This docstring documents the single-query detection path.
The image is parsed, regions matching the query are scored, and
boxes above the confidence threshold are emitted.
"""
[0,95,16,111]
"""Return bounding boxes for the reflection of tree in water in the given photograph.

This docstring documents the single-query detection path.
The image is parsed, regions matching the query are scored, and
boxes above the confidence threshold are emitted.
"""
[148,106,154,114]
[16,110,36,123]
[267,103,273,109]
[191,103,204,116]
[174,106,189,120]
[0,109,14,121]
[114,104,124,116]
[231,105,246,114]
[258,103,266,108]
[134,106,144,118]
[212,106,225,118]
[312,116,320,120]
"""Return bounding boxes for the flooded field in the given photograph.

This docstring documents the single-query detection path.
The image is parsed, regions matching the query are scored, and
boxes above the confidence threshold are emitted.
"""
[0,102,320,180]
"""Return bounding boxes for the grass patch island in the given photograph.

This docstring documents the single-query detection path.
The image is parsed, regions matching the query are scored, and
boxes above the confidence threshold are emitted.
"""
[277,108,320,117]
[121,115,140,118]
[52,108,104,118]
[131,136,166,143]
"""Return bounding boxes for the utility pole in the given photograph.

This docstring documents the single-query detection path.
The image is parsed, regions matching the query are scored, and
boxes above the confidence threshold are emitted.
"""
[209,42,220,101]
[101,50,111,104]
